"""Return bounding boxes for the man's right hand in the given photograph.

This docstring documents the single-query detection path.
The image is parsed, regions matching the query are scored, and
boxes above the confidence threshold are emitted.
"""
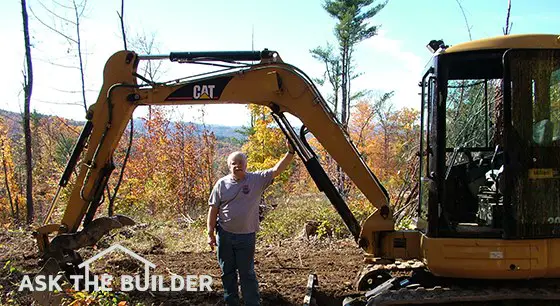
[208,233,217,251]
[286,139,295,154]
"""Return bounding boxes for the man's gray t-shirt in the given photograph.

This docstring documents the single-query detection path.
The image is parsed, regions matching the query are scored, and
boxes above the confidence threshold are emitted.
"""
[208,170,274,234]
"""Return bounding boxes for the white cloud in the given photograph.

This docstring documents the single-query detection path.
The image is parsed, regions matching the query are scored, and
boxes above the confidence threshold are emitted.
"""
[352,29,428,110]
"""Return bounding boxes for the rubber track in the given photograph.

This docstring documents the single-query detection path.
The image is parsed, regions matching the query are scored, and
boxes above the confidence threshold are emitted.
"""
[370,285,560,305]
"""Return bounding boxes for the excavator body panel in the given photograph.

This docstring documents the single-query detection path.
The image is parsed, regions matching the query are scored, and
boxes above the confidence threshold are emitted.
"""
[422,235,560,279]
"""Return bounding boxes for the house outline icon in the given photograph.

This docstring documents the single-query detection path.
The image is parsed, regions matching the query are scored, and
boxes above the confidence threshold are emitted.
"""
[78,244,156,286]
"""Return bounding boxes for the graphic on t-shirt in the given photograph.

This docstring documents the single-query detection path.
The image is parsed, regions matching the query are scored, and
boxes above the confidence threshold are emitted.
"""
[242,184,250,194]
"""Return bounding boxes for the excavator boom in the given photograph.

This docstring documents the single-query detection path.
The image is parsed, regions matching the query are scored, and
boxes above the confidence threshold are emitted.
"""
[35,49,391,258]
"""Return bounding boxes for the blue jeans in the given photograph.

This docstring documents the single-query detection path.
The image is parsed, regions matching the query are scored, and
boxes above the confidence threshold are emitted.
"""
[216,226,260,306]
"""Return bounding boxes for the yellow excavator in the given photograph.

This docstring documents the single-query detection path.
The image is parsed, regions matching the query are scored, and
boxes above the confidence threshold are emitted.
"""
[34,34,560,305]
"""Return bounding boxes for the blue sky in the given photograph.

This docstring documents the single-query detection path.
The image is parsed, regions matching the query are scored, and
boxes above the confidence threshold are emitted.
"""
[2,0,559,126]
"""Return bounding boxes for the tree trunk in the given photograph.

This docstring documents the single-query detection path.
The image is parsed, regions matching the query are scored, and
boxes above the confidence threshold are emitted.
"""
[0,141,16,220]
[346,48,354,127]
[15,197,21,223]
[337,42,350,194]
[341,42,348,128]
[74,1,88,113]
[21,0,34,224]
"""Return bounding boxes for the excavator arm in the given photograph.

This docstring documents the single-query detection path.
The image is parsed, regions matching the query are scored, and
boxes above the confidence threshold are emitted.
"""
[34,50,393,260]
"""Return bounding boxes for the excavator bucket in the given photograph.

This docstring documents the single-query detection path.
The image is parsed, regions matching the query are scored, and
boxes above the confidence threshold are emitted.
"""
[50,215,135,251]
[32,215,135,304]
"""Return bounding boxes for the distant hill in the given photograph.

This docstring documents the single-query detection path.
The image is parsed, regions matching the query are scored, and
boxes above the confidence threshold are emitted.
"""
[131,118,246,140]
[204,124,246,140]
[0,109,86,127]
[0,109,247,141]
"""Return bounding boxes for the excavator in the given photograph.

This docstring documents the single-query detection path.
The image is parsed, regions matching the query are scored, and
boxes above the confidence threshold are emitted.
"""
[33,33,560,305]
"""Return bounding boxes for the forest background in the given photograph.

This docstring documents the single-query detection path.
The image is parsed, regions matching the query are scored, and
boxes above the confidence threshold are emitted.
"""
[2,0,558,250]
[1,0,434,242]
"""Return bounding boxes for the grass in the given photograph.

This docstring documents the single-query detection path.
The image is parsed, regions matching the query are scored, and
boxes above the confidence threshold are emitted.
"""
[258,193,374,243]
[94,218,209,255]
[92,192,375,255]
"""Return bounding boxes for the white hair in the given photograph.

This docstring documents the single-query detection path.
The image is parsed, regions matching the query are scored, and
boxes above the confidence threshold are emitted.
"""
[227,151,247,164]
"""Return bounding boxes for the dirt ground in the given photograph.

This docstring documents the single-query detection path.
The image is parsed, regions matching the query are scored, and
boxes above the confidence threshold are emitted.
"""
[0,229,364,306]
[3,229,560,306]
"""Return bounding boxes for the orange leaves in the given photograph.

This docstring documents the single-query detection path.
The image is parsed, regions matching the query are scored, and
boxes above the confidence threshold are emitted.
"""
[241,99,421,202]
[0,113,87,224]
[349,99,420,198]
[116,106,217,217]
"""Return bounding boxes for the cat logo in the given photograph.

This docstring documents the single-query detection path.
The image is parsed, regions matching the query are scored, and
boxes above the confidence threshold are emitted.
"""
[193,85,216,99]
[165,76,232,101]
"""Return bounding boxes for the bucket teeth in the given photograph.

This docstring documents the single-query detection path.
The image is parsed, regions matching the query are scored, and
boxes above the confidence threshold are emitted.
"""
[50,215,135,251]
[114,214,135,226]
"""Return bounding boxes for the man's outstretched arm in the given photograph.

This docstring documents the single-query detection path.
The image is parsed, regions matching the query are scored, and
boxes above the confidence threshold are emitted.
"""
[271,144,295,178]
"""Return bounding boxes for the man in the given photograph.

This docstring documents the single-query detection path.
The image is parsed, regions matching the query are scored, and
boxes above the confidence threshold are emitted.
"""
[207,144,295,306]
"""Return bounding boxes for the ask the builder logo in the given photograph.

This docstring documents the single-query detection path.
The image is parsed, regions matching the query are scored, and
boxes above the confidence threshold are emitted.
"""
[19,244,213,292]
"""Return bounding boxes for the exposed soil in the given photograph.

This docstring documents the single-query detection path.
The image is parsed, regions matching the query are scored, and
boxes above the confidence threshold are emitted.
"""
[0,229,364,305]
[2,229,560,306]
[129,238,363,306]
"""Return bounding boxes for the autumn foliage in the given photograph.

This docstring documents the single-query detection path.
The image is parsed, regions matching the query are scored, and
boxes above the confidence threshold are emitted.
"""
[0,114,81,225]
[0,97,419,229]
[349,101,420,198]
[113,106,217,219]
[241,105,294,198]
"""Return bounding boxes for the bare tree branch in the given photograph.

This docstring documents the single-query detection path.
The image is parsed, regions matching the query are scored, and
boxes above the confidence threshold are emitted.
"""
[29,6,78,44]
[503,0,512,35]
[53,117,81,136]
[455,0,473,41]
[356,106,376,148]
[51,0,74,10]
[356,91,393,148]
[34,57,80,69]
[118,0,127,50]
[34,98,83,106]
[51,87,97,94]
[78,0,87,17]
[36,0,76,25]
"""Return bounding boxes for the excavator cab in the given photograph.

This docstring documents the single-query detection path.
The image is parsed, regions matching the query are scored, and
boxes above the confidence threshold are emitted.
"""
[419,41,560,241]
[348,35,560,306]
